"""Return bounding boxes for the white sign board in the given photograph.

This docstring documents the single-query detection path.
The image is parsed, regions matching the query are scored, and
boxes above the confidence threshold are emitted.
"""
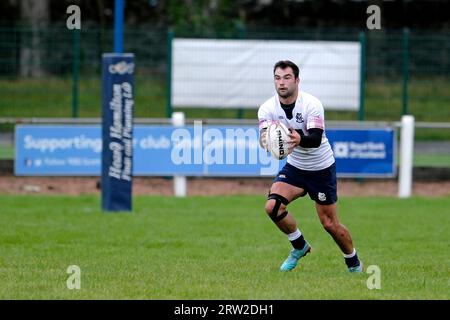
[172,38,361,110]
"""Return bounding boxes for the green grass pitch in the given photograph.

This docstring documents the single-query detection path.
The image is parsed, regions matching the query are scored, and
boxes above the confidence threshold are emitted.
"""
[0,195,448,299]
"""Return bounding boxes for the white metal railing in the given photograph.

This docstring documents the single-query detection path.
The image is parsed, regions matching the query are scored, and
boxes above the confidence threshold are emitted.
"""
[1,117,450,129]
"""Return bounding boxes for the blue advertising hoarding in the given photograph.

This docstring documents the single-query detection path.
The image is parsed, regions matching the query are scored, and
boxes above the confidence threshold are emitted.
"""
[15,125,396,178]
[328,128,396,177]
[15,125,101,176]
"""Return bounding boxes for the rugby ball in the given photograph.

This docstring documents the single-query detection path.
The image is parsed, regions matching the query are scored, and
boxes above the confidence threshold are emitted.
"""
[266,122,292,160]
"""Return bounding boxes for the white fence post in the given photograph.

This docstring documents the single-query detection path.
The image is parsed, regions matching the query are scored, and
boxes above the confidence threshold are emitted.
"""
[172,112,187,197]
[398,115,415,198]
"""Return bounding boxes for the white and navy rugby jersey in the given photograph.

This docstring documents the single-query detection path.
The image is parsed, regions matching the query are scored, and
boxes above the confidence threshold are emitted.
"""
[258,91,335,171]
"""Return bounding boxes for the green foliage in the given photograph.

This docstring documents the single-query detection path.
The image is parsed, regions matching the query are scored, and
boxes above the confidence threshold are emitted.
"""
[167,0,242,37]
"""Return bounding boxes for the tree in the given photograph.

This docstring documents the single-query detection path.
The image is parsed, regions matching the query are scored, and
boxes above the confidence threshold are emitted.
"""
[20,0,49,77]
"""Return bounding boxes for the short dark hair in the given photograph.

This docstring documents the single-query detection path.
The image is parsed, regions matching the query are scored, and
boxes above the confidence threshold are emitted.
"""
[273,60,299,79]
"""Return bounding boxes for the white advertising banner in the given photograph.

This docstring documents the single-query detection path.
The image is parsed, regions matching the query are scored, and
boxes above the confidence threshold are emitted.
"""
[172,38,361,110]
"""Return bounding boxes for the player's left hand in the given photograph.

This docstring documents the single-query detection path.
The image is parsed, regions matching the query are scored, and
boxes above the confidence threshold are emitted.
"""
[288,129,301,153]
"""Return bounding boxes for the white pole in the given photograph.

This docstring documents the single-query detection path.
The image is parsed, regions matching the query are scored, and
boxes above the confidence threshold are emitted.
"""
[172,112,187,197]
[398,115,415,198]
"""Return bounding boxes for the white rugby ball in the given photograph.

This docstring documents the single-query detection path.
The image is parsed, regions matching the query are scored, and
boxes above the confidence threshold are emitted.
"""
[266,122,292,160]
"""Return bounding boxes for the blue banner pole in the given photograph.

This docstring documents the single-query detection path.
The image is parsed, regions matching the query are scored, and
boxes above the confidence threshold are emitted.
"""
[101,53,134,211]
[114,0,124,53]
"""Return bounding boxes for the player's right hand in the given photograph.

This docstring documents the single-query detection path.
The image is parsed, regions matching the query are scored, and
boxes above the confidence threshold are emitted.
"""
[259,130,268,151]
[287,128,300,153]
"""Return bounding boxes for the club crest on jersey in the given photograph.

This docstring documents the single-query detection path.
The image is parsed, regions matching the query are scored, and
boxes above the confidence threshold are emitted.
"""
[295,113,304,123]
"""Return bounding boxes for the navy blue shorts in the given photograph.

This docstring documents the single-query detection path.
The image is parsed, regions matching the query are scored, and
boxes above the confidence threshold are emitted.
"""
[273,162,338,205]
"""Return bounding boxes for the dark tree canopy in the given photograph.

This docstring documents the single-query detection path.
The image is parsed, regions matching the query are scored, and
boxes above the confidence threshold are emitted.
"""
[1,0,449,31]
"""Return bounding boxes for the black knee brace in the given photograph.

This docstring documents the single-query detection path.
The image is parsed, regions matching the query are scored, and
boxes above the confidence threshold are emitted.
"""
[267,193,289,222]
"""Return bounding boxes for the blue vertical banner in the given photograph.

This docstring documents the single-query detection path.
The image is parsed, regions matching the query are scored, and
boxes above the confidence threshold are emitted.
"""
[101,53,134,211]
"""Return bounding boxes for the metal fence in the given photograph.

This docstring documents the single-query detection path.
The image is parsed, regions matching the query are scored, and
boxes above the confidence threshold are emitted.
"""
[0,24,449,122]
[0,23,168,119]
